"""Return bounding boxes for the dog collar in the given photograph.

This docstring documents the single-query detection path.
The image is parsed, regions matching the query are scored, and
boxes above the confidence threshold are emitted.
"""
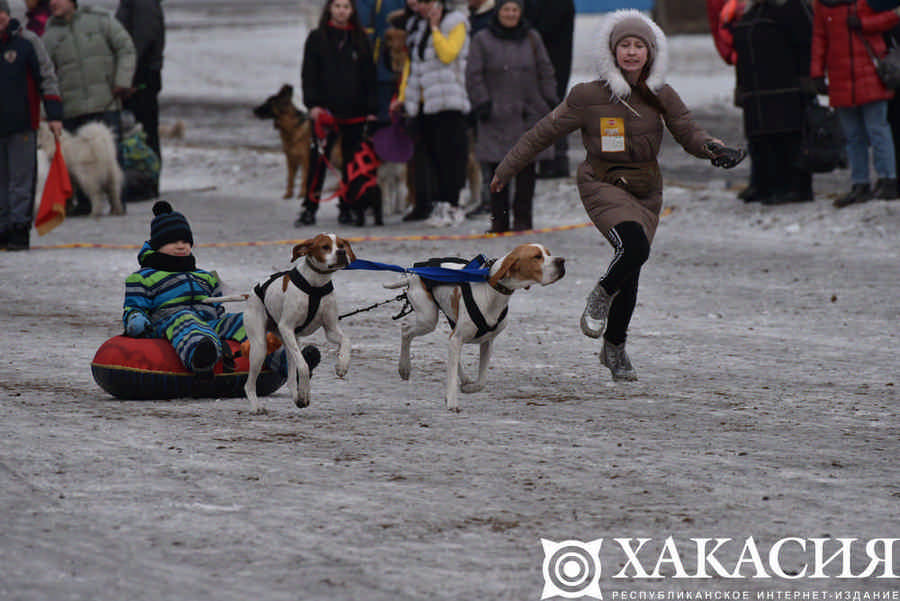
[305,257,341,274]
[484,258,514,296]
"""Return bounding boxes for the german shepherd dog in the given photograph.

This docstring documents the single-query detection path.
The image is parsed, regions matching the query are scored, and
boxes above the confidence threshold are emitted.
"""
[253,85,313,200]
[255,85,347,203]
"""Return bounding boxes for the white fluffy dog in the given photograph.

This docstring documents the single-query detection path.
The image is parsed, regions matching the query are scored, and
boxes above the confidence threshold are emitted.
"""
[37,121,124,217]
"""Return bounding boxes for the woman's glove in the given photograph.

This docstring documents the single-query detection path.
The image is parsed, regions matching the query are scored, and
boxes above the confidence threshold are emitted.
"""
[704,141,747,169]
[125,313,151,337]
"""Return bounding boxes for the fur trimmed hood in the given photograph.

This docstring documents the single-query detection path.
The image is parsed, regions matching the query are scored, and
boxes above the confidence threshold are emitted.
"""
[596,10,668,100]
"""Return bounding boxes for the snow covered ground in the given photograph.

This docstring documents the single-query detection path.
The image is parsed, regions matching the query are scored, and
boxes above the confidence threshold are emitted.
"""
[1,3,898,601]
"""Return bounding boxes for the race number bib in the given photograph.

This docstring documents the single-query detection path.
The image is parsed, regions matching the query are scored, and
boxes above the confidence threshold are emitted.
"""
[600,118,626,153]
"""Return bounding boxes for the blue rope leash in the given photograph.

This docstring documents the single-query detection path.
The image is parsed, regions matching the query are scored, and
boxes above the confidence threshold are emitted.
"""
[346,256,491,283]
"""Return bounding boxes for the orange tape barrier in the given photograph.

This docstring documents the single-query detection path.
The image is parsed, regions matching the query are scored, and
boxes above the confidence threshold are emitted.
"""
[28,221,596,251]
[26,207,676,251]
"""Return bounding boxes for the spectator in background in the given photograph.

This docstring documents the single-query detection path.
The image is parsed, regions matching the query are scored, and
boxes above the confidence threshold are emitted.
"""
[358,0,406,124]
[811,0,899,207]
[524,0,574,179]
[466,0,556,232]
[883,22,900,179]
[469,0,495,34]
[43,0,136,215]
[25,0,51,35]
[393,0,471,227]
[463,0,497,219]
[730,0,814,205]
[116,0,165,200]
[0,0,63,250]
[297,0,377,226]
[716,0,762,203]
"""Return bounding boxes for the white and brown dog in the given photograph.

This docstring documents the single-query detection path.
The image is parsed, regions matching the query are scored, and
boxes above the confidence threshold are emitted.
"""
[385,243,565,410]
[242,234,356,413]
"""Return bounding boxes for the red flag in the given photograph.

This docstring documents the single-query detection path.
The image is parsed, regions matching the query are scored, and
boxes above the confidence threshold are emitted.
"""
[34,139,72,236]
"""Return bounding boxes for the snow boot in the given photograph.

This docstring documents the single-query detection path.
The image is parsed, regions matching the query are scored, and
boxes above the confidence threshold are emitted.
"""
[872,178,898,200]
[834,183,872,208]
[7,224,30,251]
[190,338,219,378]
[600,340,638,382]
[580,282,616,338]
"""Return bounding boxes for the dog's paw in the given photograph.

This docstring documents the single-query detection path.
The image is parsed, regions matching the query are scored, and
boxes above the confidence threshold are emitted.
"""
[294,392,310,409]
[282,192,292,200]
[398,360,411,380]
[335,363,349,378]
[460,382,484,394]
[249,404,268,415]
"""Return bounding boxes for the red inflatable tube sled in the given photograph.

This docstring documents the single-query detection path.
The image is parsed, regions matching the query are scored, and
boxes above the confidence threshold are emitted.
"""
[91,336,285,400]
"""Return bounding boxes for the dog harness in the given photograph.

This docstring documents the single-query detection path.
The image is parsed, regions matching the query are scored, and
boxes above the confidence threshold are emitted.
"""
[254,269,334,335]
[415,256,510,340]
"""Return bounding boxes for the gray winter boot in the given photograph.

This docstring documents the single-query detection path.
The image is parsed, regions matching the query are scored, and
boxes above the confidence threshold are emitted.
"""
[600,340,638,382]
[580,282,616,338]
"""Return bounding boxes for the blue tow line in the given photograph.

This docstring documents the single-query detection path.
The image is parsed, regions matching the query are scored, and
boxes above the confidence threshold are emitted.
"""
[345,256,491,283]
[339,255,493,321]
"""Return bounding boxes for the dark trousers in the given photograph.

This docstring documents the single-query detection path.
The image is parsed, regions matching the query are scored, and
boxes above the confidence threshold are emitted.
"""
[748,131,812,200]
[418,110,468,206]
[303,121,365,215]
[487,161,536,232]
[887,93,900,177]
[124,70,162,160]
[599,221,650,345]
[411,133,438,215]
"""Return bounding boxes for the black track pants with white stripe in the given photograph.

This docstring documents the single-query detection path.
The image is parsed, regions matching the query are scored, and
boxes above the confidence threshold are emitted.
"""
[598,221,650,345]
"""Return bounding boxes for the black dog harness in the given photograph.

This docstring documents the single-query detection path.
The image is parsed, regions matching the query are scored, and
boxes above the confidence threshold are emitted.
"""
[414,256,511,340]
[254,268,334,335]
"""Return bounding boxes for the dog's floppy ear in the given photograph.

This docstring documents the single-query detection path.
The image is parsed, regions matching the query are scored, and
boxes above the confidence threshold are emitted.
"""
[291,240,314,262]
[336,237,356,263]
[278,84,293,97]
[488,254,516,287]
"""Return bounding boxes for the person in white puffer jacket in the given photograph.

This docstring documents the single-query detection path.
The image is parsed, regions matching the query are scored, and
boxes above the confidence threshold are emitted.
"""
[393,0,470,226]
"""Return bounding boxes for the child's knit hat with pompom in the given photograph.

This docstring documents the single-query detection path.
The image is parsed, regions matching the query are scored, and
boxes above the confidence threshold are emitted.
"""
[149,201,194,249]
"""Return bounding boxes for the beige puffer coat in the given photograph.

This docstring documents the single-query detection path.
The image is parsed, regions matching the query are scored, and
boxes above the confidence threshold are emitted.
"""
[494,10,714,242]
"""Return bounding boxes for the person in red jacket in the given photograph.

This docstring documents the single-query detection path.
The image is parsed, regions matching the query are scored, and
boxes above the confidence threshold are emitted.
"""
[811,0,900,207]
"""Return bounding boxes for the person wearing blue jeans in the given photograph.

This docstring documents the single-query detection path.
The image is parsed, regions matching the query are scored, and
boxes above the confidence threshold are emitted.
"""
[836,100,897,205]
[810,0,900,208]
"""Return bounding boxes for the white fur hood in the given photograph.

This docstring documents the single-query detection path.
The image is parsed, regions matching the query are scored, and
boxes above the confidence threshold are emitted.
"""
[596,10,669,100]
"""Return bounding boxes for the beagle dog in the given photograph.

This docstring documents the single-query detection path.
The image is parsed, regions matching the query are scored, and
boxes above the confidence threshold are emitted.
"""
[243,234,356,413]
[385,244,565,411]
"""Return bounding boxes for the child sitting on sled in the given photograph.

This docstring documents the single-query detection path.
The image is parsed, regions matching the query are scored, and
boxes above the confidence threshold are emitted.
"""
[122,201,319,377]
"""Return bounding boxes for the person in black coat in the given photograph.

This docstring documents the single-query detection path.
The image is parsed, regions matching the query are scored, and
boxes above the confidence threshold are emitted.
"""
[730,0,814,204]
[523,0,574,178]
[116,0,164,198]
[297,0,378,226]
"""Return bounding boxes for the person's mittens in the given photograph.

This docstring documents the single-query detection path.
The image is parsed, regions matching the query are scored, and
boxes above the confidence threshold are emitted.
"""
[704,141,747,169]
[125,313,151,337]
[847,13,862,30]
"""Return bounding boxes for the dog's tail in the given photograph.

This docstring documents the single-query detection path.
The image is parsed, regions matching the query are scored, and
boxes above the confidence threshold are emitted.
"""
[201,294,250,304]
[383,277,410,290]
